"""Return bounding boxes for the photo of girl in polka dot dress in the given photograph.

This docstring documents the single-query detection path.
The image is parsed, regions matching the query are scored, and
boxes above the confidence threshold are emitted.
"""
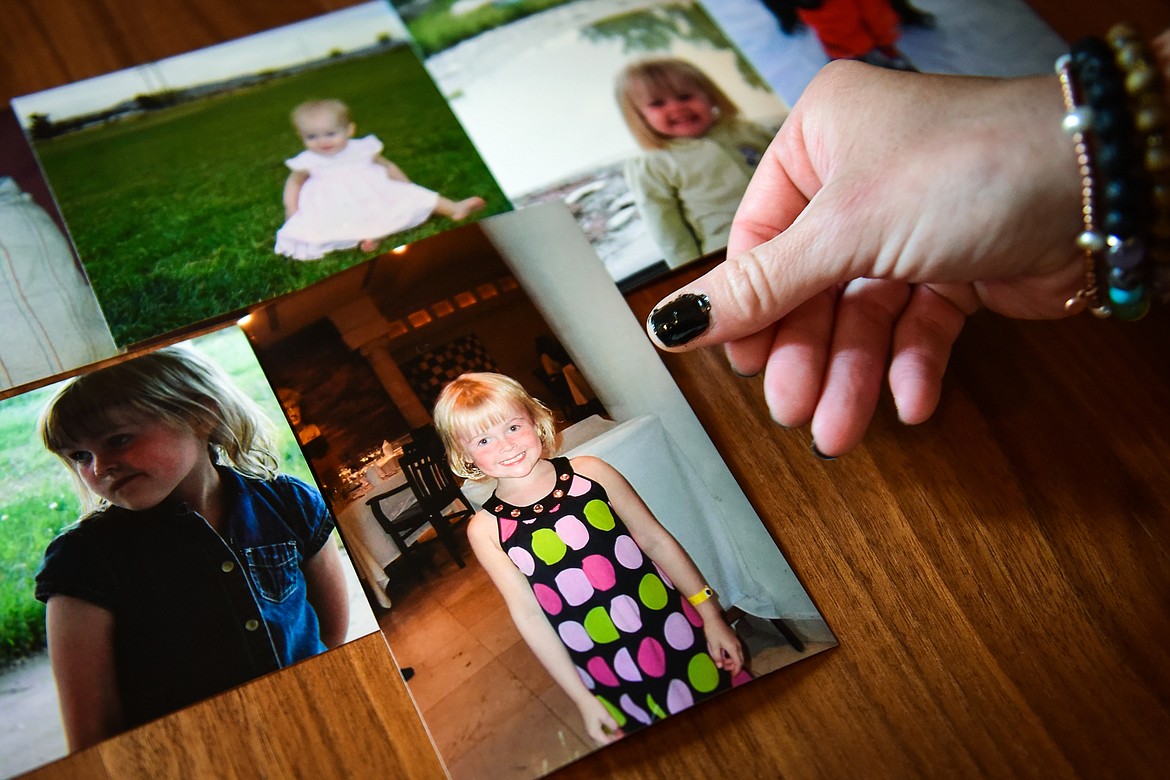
[434,372,751,744]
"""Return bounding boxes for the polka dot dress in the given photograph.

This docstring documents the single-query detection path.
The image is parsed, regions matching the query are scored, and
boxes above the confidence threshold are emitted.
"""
[487,457,737,734]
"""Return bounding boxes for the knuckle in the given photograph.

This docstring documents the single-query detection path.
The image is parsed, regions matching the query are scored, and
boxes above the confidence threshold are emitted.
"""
[717,248,784,325]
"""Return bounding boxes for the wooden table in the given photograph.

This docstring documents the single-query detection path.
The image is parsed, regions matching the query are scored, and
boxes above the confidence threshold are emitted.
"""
[5,2,1170,777]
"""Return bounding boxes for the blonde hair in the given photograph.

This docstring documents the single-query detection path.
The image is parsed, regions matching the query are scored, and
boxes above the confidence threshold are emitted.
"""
[39,344,280,512]
[433,373,556,480]
[615,58,739,150]
[290,99,352,132]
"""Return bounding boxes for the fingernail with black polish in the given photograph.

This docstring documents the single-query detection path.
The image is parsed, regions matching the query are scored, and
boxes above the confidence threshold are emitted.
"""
[810,441,837,461]
[648,293,711,348]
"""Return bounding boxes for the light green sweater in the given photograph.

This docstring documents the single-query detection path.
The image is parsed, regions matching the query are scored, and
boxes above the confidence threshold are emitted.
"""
[625,118,776,268]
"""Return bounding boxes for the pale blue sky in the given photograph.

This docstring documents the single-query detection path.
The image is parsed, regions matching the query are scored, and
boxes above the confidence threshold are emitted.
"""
[11,2,408,128]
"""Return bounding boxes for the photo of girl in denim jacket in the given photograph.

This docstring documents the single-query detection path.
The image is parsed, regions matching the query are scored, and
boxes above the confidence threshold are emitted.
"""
[34,344,350,750]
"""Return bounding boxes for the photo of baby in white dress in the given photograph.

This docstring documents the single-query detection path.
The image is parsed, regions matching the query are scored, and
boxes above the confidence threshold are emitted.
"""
[276,99,486,260]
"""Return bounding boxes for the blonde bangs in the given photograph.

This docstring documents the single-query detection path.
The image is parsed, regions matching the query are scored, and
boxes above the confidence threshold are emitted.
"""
[433,372,558,479]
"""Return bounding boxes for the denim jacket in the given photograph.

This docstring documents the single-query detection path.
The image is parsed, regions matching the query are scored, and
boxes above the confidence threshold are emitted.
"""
[35,468,334,730]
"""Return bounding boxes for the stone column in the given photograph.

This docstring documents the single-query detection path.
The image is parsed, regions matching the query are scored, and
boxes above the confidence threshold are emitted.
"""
[329,297,429,428]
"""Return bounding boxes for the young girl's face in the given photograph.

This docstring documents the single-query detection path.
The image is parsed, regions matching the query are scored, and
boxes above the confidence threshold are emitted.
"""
[295,109,354,156]
[461,405,544,481]
[60,409,213,512]
[635,84,716,139]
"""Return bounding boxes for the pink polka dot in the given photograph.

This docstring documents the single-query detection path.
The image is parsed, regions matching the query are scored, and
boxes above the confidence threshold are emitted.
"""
[582,554,616,590]
[681,597,704,627]
[508,547,535,576]
[663,611,696,650]
[636,636,666,678]
[609,594,642,633]
[732,669,753,687]
[613,535,642,569]
[654,561,675,589]
[558,621,593,653]
[586,656,620,687]
[567,475,591,496]
[555,515,589,550]
[533,583,562,615]
[666,679,695,714]
[554,567,594,607]
[499,518,518,543]
[619,694,652,725]
[577,666,595,690]
[613,647,642,682]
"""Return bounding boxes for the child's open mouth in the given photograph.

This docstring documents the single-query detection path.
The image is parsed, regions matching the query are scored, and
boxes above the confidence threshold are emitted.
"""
[499,452,526,466]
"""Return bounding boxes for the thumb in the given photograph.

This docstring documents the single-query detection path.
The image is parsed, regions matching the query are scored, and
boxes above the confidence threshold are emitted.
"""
[645,211,857,351]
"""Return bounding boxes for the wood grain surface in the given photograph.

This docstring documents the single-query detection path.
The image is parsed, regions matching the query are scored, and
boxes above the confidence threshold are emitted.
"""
[4,1,1170,778]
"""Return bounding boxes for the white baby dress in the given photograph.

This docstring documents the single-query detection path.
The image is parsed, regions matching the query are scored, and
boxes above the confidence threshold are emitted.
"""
[0,177,116,389]
[274,135,439,260]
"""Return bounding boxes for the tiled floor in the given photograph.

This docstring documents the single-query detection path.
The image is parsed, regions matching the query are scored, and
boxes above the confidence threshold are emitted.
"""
[376,533,834,780]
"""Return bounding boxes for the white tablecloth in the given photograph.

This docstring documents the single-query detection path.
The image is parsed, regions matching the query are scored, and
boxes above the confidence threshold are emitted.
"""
[556,415,801,617]
[334,471,416,609]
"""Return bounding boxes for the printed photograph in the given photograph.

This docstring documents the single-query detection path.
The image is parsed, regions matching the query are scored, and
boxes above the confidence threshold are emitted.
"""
[0,327,378,779]
[10,2,510,347]
[0,107,117,392]
[394,0,790,287]
[240,206,835,779]
[703,0,1068,108]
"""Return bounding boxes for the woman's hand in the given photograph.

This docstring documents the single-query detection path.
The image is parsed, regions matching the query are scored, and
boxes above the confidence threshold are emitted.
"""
[646,62,1085,457]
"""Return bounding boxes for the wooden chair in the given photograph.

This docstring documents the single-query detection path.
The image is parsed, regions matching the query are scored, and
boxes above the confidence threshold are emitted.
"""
[365,483,439,584]
[397,446,474,570]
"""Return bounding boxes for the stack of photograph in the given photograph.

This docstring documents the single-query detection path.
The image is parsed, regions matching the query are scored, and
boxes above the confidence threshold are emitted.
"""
[0,2,840,778]
[0,0,1070,777]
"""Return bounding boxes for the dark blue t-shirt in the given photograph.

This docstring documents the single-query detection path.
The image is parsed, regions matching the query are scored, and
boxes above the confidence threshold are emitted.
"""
[35,468,334,730]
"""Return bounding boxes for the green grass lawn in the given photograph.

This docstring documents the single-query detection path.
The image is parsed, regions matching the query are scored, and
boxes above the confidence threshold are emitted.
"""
[392,0,573,57]
[33,45,509,346]
[0,328,313,667]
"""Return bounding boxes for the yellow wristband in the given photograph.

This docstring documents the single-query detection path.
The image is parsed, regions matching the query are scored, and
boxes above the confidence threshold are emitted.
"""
[687,587,713,606]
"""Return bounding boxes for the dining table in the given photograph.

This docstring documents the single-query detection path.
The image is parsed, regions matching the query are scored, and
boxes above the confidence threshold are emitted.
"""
[333,466,418,610]
[4,1,1170,778]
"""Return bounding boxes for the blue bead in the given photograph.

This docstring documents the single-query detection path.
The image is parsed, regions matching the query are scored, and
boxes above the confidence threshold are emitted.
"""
[1106,236,1146,270]
[1109,267,1143,288]
[1109,283,1146,305]
[1110,293,1151,321]
[1097,142,1133,176]
[1103,177,1136,209]
[1092,106,1124,134]
[1086,77,1124,106]
[1103,209,1137,236]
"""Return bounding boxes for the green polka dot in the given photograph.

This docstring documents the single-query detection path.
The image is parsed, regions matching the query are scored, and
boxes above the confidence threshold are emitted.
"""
[645,693,667,720]
[530,528,566,565]
[583,606,620,643]
[584,499,615,531]
[596,695,626,728]
[687,652,721,693]
[638,572,668,610]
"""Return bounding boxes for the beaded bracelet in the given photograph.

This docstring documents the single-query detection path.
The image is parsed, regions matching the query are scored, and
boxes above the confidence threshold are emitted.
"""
[1057,54,1107,316]
[1107,24,1170,298]
[1059,25,1170,320]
